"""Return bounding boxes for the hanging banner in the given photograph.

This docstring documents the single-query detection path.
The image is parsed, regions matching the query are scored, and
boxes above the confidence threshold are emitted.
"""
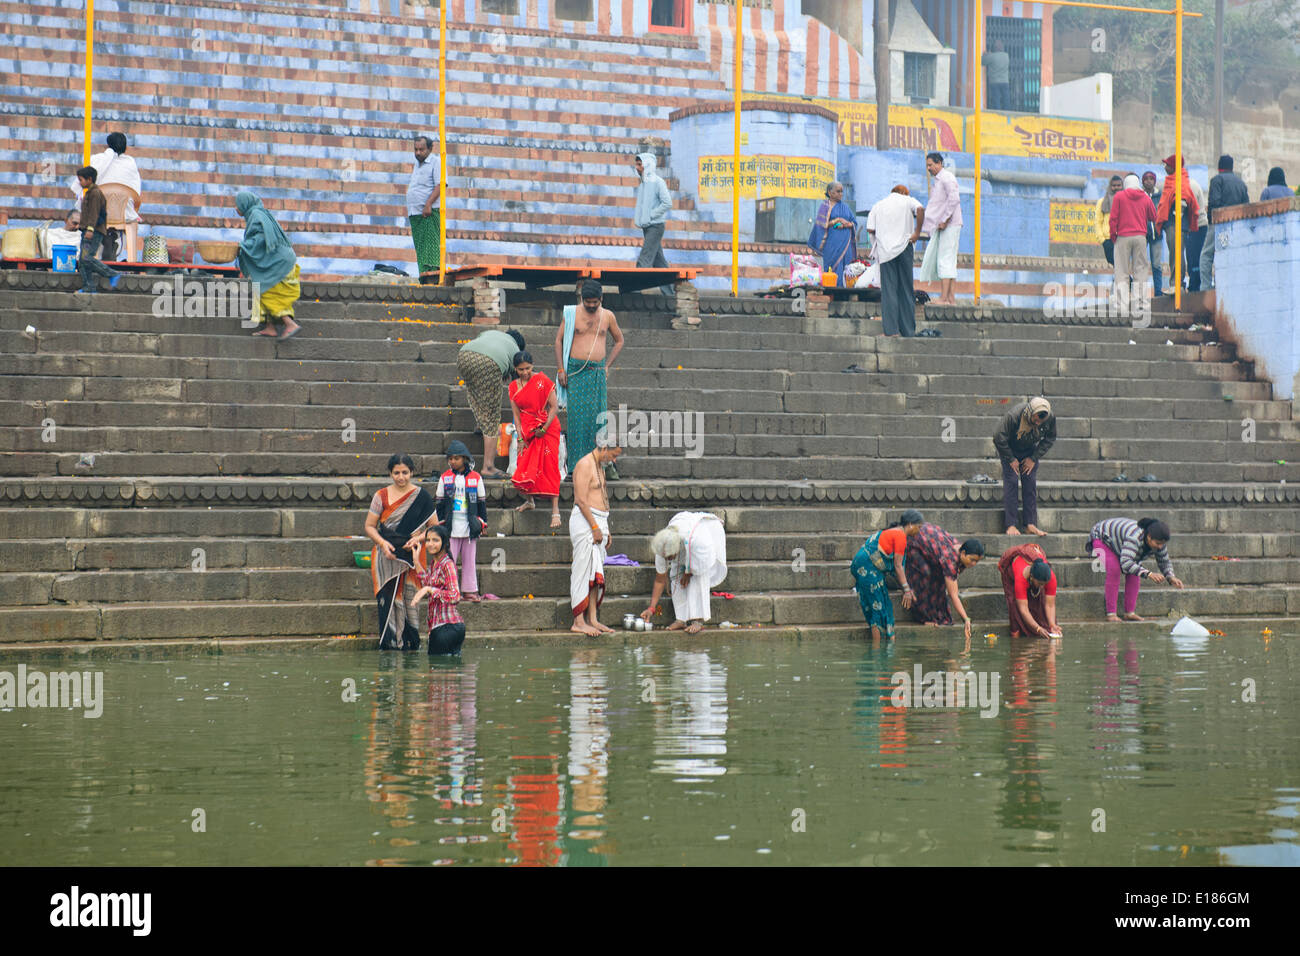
[697,154,836,204]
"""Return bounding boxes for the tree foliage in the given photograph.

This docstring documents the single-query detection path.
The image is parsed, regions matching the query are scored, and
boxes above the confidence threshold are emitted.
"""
[1057,0,1300,111]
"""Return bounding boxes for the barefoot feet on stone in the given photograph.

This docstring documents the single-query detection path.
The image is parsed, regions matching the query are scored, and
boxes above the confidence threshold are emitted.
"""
[667,620,687,631]
[1106,614,1123,623]
[550,512,561,529]
[571,621,599,636]
[1122,612,1144,622]
[684,621,704,634]
[514,498,535,513]
[1026,524,1048,536]
[1006,526,1021,536]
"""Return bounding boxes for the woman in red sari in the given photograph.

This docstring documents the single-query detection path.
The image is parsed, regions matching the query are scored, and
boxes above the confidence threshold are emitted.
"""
[507,350,562,528]
[998,543,1063,638]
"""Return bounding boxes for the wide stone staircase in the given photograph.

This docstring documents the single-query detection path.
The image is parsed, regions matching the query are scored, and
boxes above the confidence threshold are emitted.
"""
[1,273,1298,644]
[2,0,805,283]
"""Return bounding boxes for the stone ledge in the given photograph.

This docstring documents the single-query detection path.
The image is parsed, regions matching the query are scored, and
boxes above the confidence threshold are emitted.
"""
[3,477,1296,509]
[1214,195,1300,223]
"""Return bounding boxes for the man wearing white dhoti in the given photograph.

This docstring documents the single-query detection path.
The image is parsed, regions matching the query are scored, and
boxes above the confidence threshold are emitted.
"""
[569,436,622,636]
[640,512,728,634]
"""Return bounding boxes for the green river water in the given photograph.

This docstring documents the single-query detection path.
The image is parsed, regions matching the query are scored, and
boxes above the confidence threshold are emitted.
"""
[2,629,1297,866]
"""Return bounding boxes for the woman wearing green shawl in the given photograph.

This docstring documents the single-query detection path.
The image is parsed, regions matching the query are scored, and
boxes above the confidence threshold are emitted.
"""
[236,191,302,339]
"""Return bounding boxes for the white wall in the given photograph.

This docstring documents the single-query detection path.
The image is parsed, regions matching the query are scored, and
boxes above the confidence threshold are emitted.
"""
[1041,73,1112,122]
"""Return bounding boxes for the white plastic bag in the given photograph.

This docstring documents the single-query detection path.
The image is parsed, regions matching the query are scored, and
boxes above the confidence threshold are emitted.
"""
[1170,615,1210,637]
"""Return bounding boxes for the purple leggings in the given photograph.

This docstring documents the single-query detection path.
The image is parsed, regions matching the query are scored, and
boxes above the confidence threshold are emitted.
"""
[450,536,478,594]
[1093,542,1141,615]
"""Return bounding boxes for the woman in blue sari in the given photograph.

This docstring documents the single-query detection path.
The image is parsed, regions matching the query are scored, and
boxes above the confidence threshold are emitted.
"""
[849,509,923,640]
[808,180,858,286]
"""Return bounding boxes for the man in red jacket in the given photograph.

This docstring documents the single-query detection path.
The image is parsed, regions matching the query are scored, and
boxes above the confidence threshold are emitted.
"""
[1109,173,1157,319]
[1155,154,1199,294]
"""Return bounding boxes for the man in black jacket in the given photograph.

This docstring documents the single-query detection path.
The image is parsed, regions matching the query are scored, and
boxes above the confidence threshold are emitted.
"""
[993,398,1056,537]
[1200,155,1251,290]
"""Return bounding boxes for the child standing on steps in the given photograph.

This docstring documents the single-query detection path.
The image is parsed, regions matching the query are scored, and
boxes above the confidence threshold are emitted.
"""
[435,440,488,602]
[74,166,121,295]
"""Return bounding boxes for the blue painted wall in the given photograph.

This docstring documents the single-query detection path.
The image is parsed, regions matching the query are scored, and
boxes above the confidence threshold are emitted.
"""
[1216,203,1300,401]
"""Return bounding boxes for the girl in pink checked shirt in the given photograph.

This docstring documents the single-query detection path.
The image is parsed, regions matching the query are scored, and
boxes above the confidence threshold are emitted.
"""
[411,525,466,655]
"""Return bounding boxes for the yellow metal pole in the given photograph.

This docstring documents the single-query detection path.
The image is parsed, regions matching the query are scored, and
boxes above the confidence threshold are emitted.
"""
[732,0,741,297]
[83,0,94,165]
[973,0,982,304]
[1174,0,1183,311]
[438,0,447,285]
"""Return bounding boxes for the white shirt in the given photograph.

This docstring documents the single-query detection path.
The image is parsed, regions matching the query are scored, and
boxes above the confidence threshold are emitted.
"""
[407,155,441,217]
[866,193,924,264]
[70,148,142,222]
[449,473,469,537]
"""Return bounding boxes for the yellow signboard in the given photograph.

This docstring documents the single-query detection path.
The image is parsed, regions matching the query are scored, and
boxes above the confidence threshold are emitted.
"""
[744,92,1111,160]
[697,154,835,204]
[970,113,1110,162]
[1049,200,1099,243]
[826,101,966,152]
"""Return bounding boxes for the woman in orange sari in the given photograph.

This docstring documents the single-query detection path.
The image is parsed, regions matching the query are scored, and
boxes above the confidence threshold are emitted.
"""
[507,350,562,528]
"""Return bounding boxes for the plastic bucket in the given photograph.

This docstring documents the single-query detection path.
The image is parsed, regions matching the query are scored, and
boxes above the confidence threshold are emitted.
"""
[51,244,78,273]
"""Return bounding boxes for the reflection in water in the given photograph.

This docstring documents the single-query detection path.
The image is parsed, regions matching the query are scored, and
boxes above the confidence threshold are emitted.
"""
[565,650,610,861]
[1092,639,1142,760]
[998,639,1061,848]
[652,650,729,782]
[5,631,1299,867]
[363,656,483,864]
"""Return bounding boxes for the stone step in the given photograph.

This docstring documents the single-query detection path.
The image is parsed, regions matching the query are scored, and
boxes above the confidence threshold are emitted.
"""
[0,325,1247,374]
[3,422,1294,463]
[1,376,1286,424]
[2,400,1296,440]
[4,502,1296,539]
[4,583,1297,643]
[4,450,1296,481]
[5,528,1297,573]
[3,303,1224,349]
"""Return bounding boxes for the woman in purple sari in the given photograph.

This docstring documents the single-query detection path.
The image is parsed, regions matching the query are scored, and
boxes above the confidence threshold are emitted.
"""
[807,181,858,286]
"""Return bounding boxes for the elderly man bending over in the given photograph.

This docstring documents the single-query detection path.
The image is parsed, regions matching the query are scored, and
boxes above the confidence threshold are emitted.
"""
[640,512,728,634]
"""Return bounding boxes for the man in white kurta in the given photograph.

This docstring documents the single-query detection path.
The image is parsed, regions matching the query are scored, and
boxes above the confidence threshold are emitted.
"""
[642,512,728,633]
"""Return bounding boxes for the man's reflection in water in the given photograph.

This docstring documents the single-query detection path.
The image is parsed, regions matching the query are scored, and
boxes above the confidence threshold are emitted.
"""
[565,649,613,862]
[652,650,729,781]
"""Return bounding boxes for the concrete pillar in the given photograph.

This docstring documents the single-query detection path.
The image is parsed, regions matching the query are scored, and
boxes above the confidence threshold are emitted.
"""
[471,277,502,325]
[671,281,701,330]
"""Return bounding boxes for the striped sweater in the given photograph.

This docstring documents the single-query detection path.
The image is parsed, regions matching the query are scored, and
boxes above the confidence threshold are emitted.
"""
[1089,518,1174,578]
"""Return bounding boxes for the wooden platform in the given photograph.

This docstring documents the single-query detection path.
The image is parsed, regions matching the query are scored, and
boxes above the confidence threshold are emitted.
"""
[430,263,696,293]
[1,257,239,276]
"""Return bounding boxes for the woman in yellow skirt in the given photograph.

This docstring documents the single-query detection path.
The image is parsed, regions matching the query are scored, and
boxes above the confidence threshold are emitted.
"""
[236,191,302,339]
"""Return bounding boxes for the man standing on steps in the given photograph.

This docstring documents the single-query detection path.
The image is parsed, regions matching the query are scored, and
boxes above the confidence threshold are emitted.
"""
[407,134,441,280]
[569,436,623,637]
[633,153,676,297]
[556,279,625,481]
[866,184,924,337]
[918,152,962,306]
[993,398,1056,537]
[1200,155,1250,291]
